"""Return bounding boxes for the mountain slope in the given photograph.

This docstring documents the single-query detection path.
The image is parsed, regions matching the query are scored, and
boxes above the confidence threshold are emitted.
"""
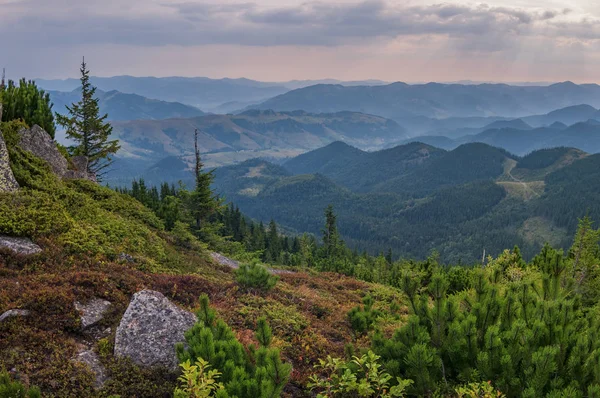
[285,142,445,192]
[378,143,516,195]
[50,89,205,121]
[535,153,600,232]
[283,142,368,176]
[462,120,600,155]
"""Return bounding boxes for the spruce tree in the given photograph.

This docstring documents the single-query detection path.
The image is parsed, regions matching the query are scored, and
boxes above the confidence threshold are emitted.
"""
[322,204,341,259]
[189,128,220,232]
[56,57,119,178]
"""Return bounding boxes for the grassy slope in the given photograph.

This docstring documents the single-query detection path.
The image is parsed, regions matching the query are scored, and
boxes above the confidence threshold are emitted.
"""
[0,121,402,397]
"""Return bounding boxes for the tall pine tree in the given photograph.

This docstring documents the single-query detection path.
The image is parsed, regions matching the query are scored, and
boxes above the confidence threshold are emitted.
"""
[56,58,119,179]
[322,204,342,259]
[189,128,220,232]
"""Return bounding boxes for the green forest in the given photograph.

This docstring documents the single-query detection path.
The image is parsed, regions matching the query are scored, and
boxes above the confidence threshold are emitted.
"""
[211,143,600,264]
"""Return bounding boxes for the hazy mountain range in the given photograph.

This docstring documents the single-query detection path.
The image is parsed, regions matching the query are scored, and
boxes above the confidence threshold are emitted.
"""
[108,110,407,168]
[49,88,205,122]
[252,82,600,135]
[37,76,390,113]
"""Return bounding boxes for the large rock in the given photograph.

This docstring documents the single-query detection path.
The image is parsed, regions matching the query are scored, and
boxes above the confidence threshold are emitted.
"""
[0,131,19,193]
[114,290,196,369]
[18,125,68,177]
[18,125,96,182]
[0,235,42,255]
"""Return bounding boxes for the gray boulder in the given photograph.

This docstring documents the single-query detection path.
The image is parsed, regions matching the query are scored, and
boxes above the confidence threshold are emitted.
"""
[114,290,196,369]
[18,125,68,177]
[75,298,112,330]
[0,235,42,255]
[0,309,30,323]
[0,131,19,193]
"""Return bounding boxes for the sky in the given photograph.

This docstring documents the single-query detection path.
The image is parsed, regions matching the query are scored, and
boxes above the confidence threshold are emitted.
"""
[1,0,600,83]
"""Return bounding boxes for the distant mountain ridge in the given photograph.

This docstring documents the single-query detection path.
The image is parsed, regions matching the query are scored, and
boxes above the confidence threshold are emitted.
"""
[108,109,408,167]
[50,88,205,121]
[253,82,600,127]
[37,76,390,112]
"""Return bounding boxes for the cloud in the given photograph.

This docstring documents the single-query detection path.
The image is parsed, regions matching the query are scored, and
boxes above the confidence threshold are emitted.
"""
[2,0,600,82]
[2,0,598,50]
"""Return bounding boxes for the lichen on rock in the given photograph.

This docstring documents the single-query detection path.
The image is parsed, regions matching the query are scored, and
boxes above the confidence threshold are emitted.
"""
[0,130,19,193]
[0,235,42,255]
[114,290,196,370]
[18,125,68,177]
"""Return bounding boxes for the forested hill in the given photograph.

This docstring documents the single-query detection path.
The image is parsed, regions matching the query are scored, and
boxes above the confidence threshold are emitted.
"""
[284,141,445,192]
[283,142,510,194]
[213,142,599,262]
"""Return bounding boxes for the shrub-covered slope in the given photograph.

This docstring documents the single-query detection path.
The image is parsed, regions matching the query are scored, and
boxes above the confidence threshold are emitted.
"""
[0,121,392,397]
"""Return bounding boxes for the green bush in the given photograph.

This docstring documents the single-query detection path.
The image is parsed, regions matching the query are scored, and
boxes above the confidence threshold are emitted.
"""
[235,263,278,292]
[347,294,381,335]
[174,358,226,398]
[372,255,600,397]
[307,350,412,398]
[0,370,41,398]
[0,79,56,138]
[176,294,291,398]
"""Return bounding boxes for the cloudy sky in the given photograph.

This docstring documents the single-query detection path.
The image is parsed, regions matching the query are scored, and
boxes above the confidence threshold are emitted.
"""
[2,0,600,83]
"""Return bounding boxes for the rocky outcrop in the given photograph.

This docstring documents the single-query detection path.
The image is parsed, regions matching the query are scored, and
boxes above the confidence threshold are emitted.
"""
[18,125,68,177]
[75,298,111,330]
[114,290,196,369]
[0,131,19,193]
[17,125,96,182]
[0,235,42,255]
[0,309,30,323]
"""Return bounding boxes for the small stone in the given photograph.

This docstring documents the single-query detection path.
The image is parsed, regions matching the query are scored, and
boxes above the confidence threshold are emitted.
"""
[75,349,108,389]
[0,309,30,323]
[0,236,42,255]
[75,298,112,330]
[118,253,135,263]
[114,290,196,369]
